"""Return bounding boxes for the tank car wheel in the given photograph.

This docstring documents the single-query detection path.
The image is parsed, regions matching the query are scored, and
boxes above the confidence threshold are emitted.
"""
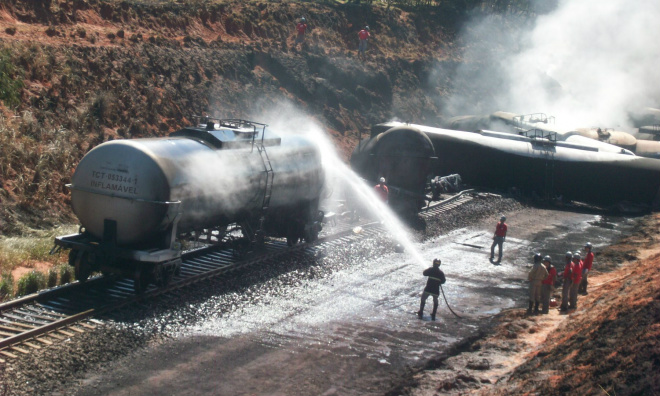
[71,250,92,282]
[155,266,174,288]
[133,268,151,294]
[304,228,318,243]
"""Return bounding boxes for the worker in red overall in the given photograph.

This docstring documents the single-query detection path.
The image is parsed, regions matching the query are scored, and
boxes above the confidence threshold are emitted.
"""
[569,252,583,310]
[374,177,388,203]
[559,251,573,312]
[357,26,370,60]
[294,17,307,49]
[579,242,594,295]
[489,216,507,263]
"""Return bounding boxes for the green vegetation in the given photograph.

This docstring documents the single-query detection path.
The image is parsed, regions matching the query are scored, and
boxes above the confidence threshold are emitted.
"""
[0,273,13,300]
[16,270,46,296]
[47,267,58,288]
[0,225,77,274]
[0,48,23,108]
[58,263,73,285]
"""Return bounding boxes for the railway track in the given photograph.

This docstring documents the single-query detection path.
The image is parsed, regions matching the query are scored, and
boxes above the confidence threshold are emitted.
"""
[421,189,474,218]
[0,191,476,360]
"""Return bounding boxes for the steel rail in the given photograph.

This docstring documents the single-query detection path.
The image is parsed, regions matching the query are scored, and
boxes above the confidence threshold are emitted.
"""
[0,191,474,354]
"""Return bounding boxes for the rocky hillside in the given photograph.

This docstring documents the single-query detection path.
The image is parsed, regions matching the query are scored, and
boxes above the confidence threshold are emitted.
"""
[0,0,482,233]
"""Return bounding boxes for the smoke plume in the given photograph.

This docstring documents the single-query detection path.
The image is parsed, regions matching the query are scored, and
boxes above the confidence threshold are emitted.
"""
[442,0,660,130]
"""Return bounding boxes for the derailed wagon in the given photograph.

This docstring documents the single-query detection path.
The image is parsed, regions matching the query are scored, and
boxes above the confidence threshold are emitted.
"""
[351,121,660,213]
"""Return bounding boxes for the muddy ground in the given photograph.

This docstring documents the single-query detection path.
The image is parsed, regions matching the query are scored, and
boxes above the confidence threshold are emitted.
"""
[3,197,648,396]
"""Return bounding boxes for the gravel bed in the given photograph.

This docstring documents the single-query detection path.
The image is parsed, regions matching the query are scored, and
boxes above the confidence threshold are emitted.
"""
[3,195,524,396]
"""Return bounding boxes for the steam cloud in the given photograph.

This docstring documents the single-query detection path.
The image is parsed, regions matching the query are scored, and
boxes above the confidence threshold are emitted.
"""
[442,0,660,130]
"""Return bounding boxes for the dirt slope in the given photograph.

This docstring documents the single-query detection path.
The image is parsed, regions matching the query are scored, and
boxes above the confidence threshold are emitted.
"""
[406,214,660,396]
[0,0,461,233]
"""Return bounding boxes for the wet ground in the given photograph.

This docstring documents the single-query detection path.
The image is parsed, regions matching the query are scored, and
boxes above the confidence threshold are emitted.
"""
[63,206,634,396]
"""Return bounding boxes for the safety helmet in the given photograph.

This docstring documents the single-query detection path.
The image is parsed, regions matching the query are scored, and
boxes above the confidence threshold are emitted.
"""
[433,258,441,266]
[565,251,573,258]
[500,216,506,222]
[533,253,542,262]
[301,17,306,22]
[584,242,592,250]
[572,252,581,260]
[379,177,386,183]
[543,255,552,263]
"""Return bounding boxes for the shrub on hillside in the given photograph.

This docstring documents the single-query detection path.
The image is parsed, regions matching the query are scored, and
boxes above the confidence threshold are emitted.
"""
[0,273,14,300]
[0,48,24,108]
[47,267,58,288]
[58,264,73,285]
[16,270,46,296]
[45,25,59,37]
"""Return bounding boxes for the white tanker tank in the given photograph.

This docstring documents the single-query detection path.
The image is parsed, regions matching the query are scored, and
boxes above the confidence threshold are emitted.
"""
[56,119,325,292]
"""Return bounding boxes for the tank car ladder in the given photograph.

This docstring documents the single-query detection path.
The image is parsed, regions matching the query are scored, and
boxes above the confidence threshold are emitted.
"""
[256,144,275,243]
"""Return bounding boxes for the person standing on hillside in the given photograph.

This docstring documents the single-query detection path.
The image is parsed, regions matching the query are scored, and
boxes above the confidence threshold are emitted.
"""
[294,17,307,50]
[569,252,583,310]
[490,215,507,263]
[540,255,556,314]
[374,177,389,203]
[527,253,548,314]
[579,242,594,295]
[417,259,446,321]
[357,25,370,60]
[559,251,573,312]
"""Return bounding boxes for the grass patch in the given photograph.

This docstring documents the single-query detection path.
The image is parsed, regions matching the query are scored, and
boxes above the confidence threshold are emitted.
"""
[0,47,24,108]
[16,270,46,296]
[0,225,78,274]
[0,273,13,301]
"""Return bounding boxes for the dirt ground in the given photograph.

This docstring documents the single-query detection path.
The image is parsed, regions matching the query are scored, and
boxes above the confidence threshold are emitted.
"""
[47,203,653,396]
[409,213,660,396]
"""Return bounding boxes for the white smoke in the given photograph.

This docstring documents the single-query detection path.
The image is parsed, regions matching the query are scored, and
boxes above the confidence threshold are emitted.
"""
[444,0,660,129]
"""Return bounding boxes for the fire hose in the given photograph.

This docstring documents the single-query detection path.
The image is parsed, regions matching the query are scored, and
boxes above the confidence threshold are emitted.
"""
[440,285,462,319]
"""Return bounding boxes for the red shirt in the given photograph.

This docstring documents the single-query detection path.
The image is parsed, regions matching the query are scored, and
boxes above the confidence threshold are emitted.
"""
[358,29,370,40]
[542,266,556,285]
[494,222,507,237]
[571,260,583,283]
[374,184,388,202]
[583,251,594,271]
[296,23,307,34]
[562,261,573,279]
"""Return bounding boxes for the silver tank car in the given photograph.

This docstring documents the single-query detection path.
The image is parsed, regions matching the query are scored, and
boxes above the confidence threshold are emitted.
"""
[352,122,660,212]
[57,119,325,292]
[72,130,323,244]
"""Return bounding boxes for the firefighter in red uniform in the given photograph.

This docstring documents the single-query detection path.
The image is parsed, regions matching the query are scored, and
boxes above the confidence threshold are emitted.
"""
[294,17,307,49]
[540,255,557,314]
[569,252,583,310]
[357,26,370,60]
[579,242,594,295]
[417,259,446,321]
[490,216,507,263]
[559,251,573,312]
[374,177,389,203]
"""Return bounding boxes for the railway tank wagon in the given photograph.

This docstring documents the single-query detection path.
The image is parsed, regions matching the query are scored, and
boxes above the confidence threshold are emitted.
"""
[352,122,660,212]
[55,119,325,292]
[350,126,435,216]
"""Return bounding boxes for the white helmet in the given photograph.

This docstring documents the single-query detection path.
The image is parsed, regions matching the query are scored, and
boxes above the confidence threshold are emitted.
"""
[379,177,386,183]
